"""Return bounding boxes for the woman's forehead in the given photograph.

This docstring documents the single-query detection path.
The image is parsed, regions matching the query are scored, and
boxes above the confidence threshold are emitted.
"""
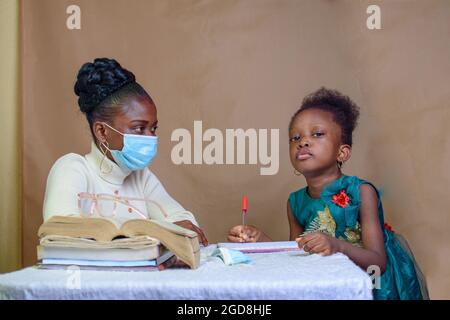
[116,97,157,122]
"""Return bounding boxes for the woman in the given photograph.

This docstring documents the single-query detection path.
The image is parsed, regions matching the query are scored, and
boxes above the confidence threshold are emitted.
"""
[43,57,208,245]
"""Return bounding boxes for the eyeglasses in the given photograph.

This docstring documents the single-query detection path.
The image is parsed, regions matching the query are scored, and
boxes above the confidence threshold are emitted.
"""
[77,192,169,219]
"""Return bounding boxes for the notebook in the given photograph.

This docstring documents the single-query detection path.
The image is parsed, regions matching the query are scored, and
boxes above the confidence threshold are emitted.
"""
[217,241,303,253]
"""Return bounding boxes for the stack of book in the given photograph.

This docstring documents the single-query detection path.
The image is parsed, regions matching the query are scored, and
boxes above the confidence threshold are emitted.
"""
[37,234,175,271]
[36,216,201,271]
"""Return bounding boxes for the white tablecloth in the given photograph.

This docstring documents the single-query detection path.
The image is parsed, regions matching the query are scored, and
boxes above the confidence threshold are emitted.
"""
[0,245,373,300]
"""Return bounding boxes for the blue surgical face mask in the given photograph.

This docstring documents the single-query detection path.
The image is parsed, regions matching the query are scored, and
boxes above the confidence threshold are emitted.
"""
[101,122,158,171]
[211,248,252,266]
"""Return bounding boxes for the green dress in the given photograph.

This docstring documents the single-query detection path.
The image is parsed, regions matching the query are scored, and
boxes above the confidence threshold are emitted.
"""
[288,175,428,300]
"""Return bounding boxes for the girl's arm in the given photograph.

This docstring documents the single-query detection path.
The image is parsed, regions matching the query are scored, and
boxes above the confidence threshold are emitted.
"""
[339,184,387,272]
[297,184,387,272]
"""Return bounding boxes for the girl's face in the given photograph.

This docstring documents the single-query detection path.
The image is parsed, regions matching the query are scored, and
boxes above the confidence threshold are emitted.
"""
[95,96,158,156]
[289,108,347,177]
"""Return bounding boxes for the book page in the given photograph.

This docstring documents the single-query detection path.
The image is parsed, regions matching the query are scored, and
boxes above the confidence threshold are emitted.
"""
[122,219,197,238]
[38,216,122,242]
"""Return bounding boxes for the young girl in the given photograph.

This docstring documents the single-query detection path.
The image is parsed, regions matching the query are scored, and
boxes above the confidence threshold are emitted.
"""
[228,88,428,300]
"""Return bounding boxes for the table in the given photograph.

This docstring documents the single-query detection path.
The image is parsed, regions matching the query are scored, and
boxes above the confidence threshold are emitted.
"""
[0,245,373,300]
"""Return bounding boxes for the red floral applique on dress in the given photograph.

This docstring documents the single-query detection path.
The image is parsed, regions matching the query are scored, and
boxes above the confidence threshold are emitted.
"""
[332,189,350,208]
[384,222,395,233]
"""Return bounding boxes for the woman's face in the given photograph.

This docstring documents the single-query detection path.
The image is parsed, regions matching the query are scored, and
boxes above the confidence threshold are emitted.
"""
[289,108,344,177]
[94,96,158,161]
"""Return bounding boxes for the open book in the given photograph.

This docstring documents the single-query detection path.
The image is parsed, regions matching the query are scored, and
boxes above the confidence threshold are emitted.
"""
[38,216,200,269]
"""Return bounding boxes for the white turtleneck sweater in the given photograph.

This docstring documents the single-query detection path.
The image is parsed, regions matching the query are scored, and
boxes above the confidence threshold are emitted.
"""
[43,142,198,226]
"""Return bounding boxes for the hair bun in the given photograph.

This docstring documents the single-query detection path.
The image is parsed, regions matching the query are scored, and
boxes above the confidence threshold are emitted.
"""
[74,58,136,113]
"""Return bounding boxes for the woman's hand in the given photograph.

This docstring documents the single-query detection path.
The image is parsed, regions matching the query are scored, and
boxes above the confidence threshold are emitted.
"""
[227,225,263,243]
[296,232,342,256]
[174,220,208,246]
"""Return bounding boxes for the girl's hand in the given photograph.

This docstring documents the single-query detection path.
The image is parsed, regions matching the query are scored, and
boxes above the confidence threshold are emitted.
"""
[296,232,342,256]
[174,220,209,246]
[227,225,262,243]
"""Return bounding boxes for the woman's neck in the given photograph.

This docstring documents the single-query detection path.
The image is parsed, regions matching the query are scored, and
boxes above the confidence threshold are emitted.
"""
[304,170,343,199]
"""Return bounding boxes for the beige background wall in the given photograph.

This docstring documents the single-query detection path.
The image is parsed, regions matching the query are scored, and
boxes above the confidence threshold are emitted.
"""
[0,0,21,273]
[20,0,450,298]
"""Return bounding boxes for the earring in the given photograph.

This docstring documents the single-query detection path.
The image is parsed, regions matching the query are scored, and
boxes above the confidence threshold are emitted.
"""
[294,169,302,176]
[99,140,113,174]
[337,161,344,170]
[99,140,109,154]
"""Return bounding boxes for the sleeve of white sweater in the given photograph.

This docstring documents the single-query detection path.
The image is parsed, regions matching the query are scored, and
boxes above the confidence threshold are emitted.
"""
[43,154,87,221]
[142,170,199,226]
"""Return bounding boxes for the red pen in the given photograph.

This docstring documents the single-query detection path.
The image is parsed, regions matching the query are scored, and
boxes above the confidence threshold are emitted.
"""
[242,195,248,227]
